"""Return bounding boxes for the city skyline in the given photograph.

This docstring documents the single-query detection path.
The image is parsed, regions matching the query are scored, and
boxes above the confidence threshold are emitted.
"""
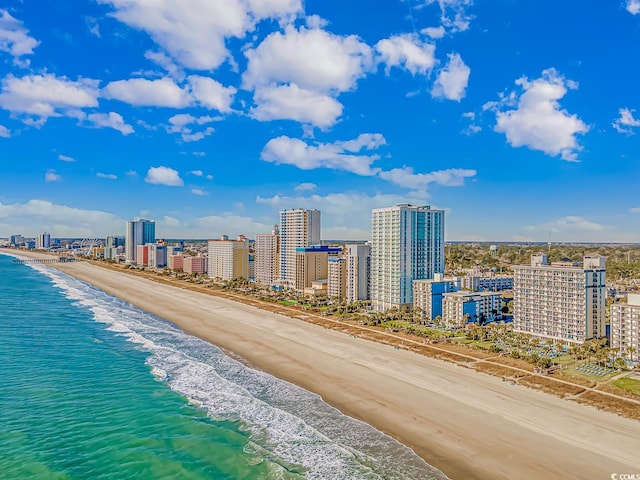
[1,1,640,242]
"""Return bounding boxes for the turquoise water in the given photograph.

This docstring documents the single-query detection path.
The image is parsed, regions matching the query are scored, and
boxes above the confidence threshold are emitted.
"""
[0,253,446,480]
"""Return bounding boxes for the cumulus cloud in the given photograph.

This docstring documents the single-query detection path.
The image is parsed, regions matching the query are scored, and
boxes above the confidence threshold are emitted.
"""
[421,26,446,39]
[0,124,9,137]
[0,199,125,237]
[431,53,470,101]
[104,77,191,107]
[167,113,217,142]
[86,112,134,135]
[627,0,640,14]
[188,75,236,112]
[244,26,373,93]
[295,182,317,191]
[0,10,40,66]
[97,0,302,70]
[612,108,640,134]
[524,216,603,232]
[45,170,62,182]
[490,68,589,162]
[375,34,437,76]
[422,0,474,33]
[0,74,99,125]
[379,167,476,190]
[250,83,343,128]
[145,166,184,186]
[261,133,386,176]
[96,172,117,179]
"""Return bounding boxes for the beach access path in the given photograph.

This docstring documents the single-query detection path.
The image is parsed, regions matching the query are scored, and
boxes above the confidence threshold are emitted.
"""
[7,252,640,480]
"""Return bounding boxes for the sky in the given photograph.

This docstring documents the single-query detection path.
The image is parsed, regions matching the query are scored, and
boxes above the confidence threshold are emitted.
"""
[1,0,640,242]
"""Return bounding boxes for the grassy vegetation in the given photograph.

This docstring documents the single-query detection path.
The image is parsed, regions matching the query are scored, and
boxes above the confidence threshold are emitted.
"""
[612,377,640,394]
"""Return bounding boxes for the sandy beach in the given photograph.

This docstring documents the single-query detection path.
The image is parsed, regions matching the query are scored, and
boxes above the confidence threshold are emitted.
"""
[8,252,640,479]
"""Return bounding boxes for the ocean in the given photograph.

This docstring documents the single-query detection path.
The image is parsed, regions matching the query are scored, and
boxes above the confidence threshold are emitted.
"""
[0,253,446,480]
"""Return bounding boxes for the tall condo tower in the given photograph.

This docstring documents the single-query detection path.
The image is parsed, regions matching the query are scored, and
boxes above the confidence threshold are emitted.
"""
[279,209,321,288]
[370,204,445,311]
[255,225,280,285]
[125,218,155,263]
[346,244,371,302]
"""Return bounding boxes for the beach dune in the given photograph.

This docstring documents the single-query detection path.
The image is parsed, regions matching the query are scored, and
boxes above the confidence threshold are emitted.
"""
[11,254,640,480]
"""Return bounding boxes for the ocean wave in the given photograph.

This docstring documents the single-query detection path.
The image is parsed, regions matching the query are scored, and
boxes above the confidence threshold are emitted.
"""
[26,262,447,480]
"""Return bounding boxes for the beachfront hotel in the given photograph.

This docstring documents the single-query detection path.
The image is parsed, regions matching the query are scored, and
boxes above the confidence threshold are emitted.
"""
[255,225,280,285]
[610,294,640,363]
[513,254,606,344]
[346,244,371,302]
[279,209,321,288]
[125,218,155,264]
[294,245,341,292]
[441,290,503,327]
[36,232,50,250]
[370,204,445,311]
[328,256,347,300]
[208,237,249,281]
[413,274,461,321]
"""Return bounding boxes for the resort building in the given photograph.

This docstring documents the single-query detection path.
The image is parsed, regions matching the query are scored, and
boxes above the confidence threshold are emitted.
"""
[208,238,249,280]
[168,254,184,271]
[148,244,167,269]
[413,274,461,321]
[461,274,513,292]
[441,291,503,327]
[328,257,347,300]
[255,225,280,285]
[513,254,606,344]
[346,244,371,302]
[610,294,640,363]
[184,255,207,275]
[125,218,155,264]
[294,245,340,292]
[279,209,321,288]
[36,232,51,250]
[370,204,445,311]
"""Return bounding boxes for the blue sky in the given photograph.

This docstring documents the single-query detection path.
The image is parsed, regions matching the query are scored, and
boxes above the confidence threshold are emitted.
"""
[1,0,640,242]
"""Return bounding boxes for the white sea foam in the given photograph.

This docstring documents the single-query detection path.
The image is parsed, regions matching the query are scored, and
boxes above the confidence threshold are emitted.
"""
[24,262,447,480]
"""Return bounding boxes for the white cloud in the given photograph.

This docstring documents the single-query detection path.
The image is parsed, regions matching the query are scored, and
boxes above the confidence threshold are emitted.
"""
[295,182,317,191]
[613,108,640,134]
[627,0,640,14]
[0,124,9,137]
[167,113,217,142]
[491,68,589,162]
[423,0,474,33]
[162,215,180,228]
[144,50,183,80]
[58,154,75,162]
[97,172,118,180]
[379,167,476,189]
[126,170,138,176]
[431,53,470,101]
[86,111,134,135]
[0,10,40,66]
[190,170,203,176]
[525,216,603,232]
[194,214,273,238]
[421,26,446,39]
[629,207,640,214]
[250,83,343,128]
[0,199,124,237]
[97,0,302,70]
[188,75,236,112]
[45,169,61,182]
[145,166,184,186]
[243,26,373,93]
[104,77,191,107]
[0,74,99,125]
[375,34,436,76]
[261,134,386,176]
[206,174,213,180]
[191,188,208,196]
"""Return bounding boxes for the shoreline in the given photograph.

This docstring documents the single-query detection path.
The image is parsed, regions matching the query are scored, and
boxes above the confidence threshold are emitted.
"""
[5,251,640,479]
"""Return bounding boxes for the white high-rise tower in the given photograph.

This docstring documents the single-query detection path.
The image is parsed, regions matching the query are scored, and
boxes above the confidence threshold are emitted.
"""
[370,204,445,311]
[279,209,321,288]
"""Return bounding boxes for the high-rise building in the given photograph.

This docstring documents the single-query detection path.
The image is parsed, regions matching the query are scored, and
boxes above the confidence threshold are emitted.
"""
[294,245,340,292]
[328,257,347,300]
[168,254,184,271]
[36,232,51,249]
[513,254,606,344]
[208,239,249,280]
[279,209,321,288]
[346,244,371,302]
[148,244,167,269]
[125,219,155,263]
[610,294,640,363]
[370,204,445,311]
[184,255,207,274]
[255,225,280,285]
[136,244,150,266]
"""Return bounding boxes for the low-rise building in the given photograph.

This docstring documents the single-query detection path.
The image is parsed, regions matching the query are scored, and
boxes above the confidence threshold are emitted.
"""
[442,291,502,327]
[168,254,184,271]
[461,274,513,292]
[184,255,207,274]
[413,274,461,321]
